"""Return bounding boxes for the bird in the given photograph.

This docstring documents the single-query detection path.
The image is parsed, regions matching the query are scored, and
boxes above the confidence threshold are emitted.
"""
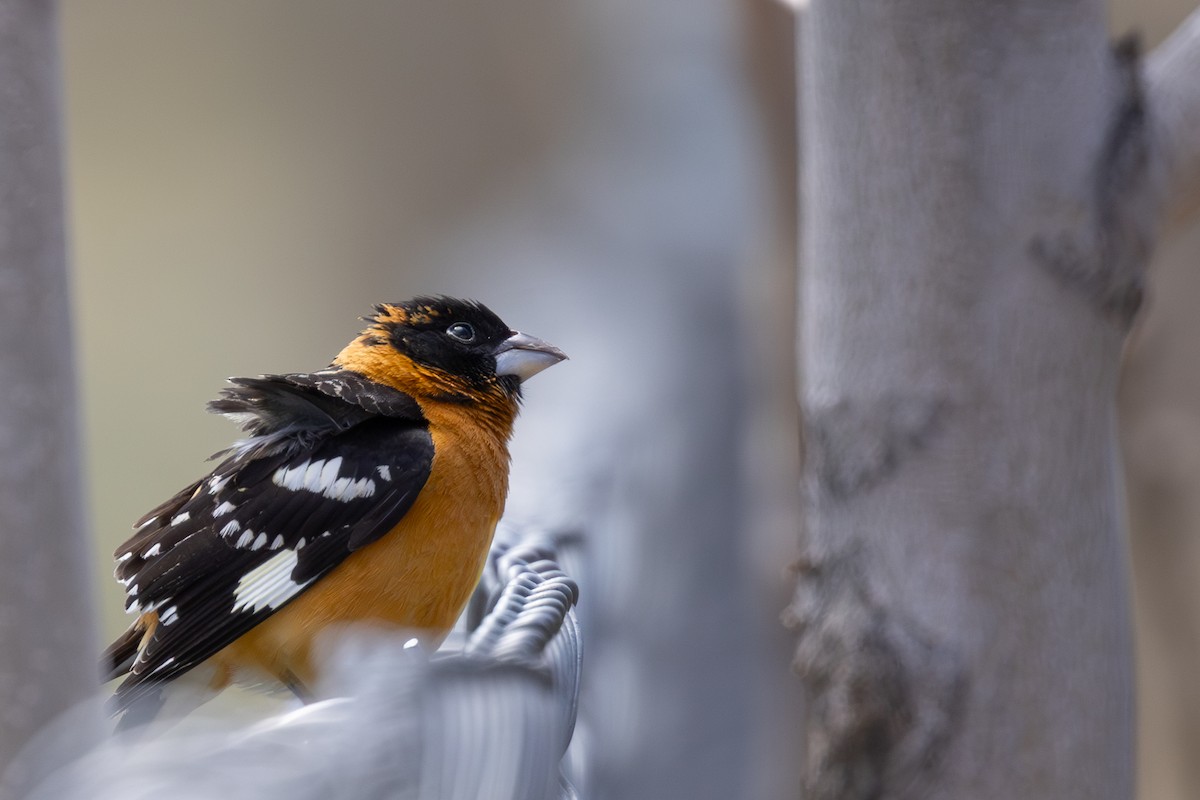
[101,296,566,721]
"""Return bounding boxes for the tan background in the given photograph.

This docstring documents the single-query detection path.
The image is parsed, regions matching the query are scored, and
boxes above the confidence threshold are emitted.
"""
[60,2,1200,798]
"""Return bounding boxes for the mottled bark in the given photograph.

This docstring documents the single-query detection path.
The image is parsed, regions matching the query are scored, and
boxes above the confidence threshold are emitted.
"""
[786,1,1200,797]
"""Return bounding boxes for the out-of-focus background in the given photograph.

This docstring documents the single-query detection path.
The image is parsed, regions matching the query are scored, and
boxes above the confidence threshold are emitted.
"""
[58,1,1199,798]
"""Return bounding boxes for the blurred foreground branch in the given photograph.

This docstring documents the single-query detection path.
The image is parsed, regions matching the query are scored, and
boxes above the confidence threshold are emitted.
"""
[13,531,582,800]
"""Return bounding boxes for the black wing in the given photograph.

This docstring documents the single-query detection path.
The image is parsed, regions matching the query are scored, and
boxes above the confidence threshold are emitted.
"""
[203,368,425,462]
[109,371,433,710]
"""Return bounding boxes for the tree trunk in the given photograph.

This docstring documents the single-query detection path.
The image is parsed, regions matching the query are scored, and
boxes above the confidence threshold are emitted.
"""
[0,0,96,782]
[785,2,1192,797]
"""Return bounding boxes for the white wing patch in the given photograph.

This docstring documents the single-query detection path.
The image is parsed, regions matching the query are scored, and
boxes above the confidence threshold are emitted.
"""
[314,458,340,491]
[231,548,313,614]
[327,475,376,501]
[272,456,376,502]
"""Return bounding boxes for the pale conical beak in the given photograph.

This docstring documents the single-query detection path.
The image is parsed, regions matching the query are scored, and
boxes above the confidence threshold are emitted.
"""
[494,331,567,382]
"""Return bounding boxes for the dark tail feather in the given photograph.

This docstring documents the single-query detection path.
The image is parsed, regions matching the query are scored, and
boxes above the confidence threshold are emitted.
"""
[111,685,166,734]
[101,624,141,683]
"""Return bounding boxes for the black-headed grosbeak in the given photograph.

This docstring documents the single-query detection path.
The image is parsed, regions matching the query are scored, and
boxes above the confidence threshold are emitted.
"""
[101,296,565,715]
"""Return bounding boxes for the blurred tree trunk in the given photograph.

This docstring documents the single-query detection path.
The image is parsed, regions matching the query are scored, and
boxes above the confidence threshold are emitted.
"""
[0,0,96,781]
[786,2,1200,797]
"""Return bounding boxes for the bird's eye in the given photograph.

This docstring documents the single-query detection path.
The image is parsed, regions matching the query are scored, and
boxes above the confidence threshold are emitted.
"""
[446,322,476,343]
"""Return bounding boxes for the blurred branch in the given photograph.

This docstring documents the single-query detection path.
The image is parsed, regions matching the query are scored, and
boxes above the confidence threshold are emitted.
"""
[15,532,582,800]
[1148,6,1200,228]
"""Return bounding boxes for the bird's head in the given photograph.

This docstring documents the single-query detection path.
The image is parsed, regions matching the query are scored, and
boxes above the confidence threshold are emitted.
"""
[334,296,566,404]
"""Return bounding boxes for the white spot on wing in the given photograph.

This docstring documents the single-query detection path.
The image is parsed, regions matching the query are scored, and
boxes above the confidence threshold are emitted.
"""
[130,597,168,616]
[376,465,391,481]
[171,512,191,526]
[214,501,236,517]
[231,548,313,613]
[273,460,313,491]
[303,459,327,491]
[152,656,176,674]
[319,457,344,491]
[272,456,373,501]
[236,530,255,548]
[221,520,241,537]
[142,543,162,558]
[251,532,268,550]
[209,475,229,493]
[160,605,179,625]
[271,534,285,549]
[330,476,376,502]
[116,552,133,563]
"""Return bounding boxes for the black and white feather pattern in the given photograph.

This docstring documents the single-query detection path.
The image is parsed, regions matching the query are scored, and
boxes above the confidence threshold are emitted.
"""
[108,369,434,710]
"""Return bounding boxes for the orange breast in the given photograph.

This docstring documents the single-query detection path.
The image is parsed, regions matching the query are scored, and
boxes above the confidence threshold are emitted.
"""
[211,409,512,689]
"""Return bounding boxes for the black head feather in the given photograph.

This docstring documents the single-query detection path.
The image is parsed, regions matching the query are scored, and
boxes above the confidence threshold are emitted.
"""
[370,296,517,390]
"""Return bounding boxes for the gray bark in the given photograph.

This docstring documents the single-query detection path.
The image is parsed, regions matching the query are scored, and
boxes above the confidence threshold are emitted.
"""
[786,2,1193,797]
[0,0,97,782]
